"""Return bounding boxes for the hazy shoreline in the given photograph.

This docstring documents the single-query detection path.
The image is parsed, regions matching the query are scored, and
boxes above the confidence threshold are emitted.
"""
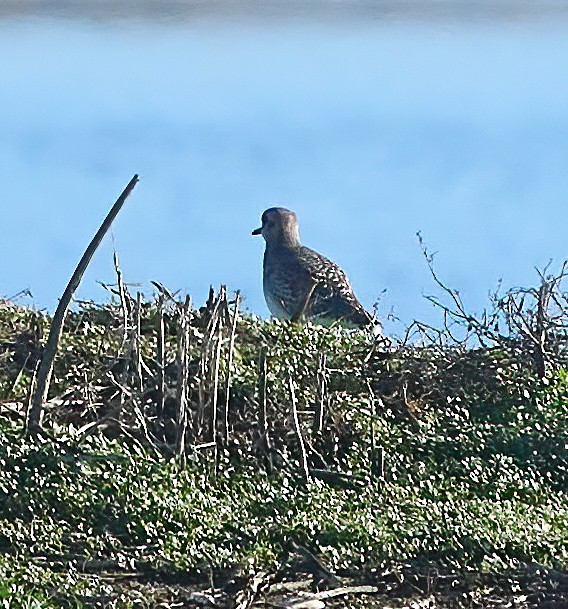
[2,0,568,24]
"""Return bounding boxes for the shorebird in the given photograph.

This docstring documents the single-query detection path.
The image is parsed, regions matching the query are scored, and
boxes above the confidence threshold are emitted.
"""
[252,207,379,330]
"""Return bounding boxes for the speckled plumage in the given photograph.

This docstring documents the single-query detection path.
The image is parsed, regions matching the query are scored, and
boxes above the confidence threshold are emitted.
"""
[252,207,378,330]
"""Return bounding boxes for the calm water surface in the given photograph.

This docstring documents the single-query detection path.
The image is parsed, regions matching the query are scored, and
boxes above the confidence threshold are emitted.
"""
[2,2,568,332]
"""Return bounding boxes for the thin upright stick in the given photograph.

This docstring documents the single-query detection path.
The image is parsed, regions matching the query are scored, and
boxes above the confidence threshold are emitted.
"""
[288,374,310,481]
[134,292,143,391]
[223,291,240,442]
[210,290,225,473]
[176,295,191,460]
[534,281,551,378]
[114,252,130,346]
[156,296,166,417]
[27,174,139,435]
[257,346,273,473]
[258,347,268,439]
[313,353,327,433]
[114,253,131,421]
[367,380,384,481]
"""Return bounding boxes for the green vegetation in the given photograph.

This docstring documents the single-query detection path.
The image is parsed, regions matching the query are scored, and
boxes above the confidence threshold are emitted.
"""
[0,293,567,607]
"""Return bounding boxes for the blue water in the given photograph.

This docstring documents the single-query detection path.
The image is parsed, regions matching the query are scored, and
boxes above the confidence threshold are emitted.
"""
[2,3,568,333]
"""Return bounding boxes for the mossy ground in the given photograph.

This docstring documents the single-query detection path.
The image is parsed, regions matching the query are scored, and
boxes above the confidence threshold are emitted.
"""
[0,298,567,607]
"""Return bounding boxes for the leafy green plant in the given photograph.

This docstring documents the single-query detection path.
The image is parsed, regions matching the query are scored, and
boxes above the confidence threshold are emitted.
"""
[1,294,567,606]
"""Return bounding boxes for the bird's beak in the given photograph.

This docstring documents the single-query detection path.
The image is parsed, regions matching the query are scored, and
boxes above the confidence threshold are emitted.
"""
[251,226,263,236]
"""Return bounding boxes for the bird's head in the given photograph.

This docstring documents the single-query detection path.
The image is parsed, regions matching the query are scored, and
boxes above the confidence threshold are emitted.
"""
[252,207,300,247]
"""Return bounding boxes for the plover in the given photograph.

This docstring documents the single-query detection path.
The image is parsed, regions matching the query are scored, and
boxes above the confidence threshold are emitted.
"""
[252,207,379,330]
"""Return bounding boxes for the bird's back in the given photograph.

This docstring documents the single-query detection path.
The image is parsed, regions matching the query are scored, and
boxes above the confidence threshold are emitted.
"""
[263,243,373,328]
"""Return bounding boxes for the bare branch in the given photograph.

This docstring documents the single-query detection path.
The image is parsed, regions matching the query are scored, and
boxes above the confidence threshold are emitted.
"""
[27,174,139,435]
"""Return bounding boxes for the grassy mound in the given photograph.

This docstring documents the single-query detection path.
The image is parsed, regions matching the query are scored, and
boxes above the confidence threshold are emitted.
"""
[0,294,567,607]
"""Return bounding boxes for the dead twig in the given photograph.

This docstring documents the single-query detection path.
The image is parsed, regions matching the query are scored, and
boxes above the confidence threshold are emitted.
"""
[223,290,240,443]
[313,352,327,434]
[27,174,139,435]
[288,374,310,482]
[533,274,555,378]
[114,252,130,346]
[176,295,192,461]
[258,346,273,473]
[313,584,379,600]
[156,296,166,417]
[211,289,225,473]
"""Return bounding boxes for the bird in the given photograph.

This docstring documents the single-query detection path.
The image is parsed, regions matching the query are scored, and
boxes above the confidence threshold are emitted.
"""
[252,207,380,331]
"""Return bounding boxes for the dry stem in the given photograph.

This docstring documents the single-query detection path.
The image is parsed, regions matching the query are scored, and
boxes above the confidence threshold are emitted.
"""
[27,174,139,434]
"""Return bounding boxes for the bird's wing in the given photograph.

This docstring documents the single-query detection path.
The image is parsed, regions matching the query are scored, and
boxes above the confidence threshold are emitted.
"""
[295,247,373,326]
[296,247,354,294]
